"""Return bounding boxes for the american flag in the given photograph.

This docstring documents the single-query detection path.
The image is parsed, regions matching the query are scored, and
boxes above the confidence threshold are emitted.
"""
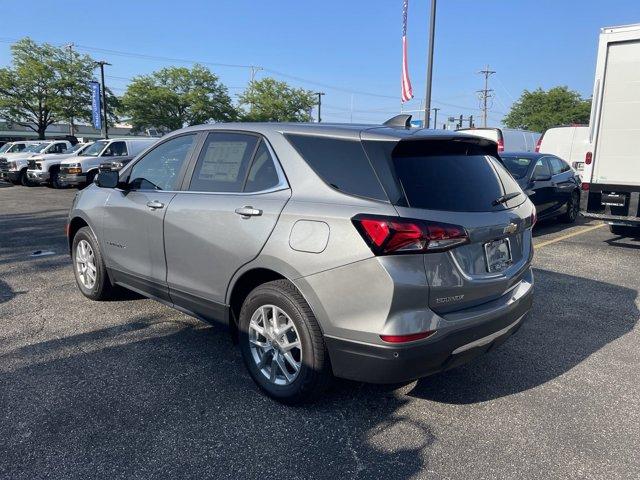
[401,0,414,103]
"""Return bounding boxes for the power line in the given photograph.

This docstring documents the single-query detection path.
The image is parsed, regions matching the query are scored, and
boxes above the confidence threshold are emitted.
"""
[0,36,498,119]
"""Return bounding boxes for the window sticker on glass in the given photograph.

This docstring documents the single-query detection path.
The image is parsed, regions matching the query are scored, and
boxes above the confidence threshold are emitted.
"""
[198,141,248,182]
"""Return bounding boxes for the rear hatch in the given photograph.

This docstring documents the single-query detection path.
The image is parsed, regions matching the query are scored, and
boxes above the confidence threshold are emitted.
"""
[362,134,534,314]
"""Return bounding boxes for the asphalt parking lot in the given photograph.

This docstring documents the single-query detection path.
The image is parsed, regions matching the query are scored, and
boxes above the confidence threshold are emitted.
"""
[1,183,639,480]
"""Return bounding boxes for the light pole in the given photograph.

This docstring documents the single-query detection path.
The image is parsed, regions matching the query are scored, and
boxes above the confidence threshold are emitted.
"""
[432,107,440,129]
[423,0,437,128]
[315,92,325,123]
[95,61,111,139]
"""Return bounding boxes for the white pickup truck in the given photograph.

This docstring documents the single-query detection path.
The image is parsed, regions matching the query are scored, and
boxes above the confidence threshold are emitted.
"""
[582,23,640,236]
[58,137,157,188]
[27,142,93,188]
[0,140,73,185]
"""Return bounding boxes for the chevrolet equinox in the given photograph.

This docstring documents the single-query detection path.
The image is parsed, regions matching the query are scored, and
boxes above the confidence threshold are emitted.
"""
[67,116,535,403]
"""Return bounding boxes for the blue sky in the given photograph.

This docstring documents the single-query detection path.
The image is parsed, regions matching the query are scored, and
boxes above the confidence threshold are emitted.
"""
[1,0,639,126]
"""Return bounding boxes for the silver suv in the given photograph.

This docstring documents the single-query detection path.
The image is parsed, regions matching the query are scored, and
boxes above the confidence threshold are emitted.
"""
[67,117,535,403]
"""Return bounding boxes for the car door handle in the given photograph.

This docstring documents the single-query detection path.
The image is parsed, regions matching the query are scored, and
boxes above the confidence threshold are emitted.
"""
[146,200,165,210]
[235,206,262,218]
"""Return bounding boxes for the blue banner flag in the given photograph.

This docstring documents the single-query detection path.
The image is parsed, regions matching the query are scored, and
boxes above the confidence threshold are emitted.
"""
[91,82,102,130]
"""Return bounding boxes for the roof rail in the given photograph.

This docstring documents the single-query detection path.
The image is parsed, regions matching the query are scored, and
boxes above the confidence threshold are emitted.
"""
[383,114,412,129]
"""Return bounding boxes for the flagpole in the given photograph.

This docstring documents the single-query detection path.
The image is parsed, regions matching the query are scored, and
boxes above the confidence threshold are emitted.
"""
[423,0,437,128]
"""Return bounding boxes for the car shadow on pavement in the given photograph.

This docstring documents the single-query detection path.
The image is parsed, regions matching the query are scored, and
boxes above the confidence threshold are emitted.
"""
[531,215,590,238]
[0,314,434,479]
[408,268,638,404]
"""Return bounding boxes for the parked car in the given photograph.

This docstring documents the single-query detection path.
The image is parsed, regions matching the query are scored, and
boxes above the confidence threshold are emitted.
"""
[58,138,157,188]
[0,140,73,185]
[536,125,590,175]
[457,127,541,153]
[500,152,581,223]
[67,118,535,403]
[582,23,640,236]
[27,142,94,188]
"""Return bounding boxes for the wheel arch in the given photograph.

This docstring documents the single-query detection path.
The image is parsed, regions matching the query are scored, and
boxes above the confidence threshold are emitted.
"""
[226,261,324,342]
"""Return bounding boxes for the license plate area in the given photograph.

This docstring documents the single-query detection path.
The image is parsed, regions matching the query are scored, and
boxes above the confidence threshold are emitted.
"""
[484,238,513,273]
[601,192,625,207]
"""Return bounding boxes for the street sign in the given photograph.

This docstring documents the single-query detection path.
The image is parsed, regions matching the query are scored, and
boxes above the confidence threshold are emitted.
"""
[90,82,102,130]
[410,120,423,128]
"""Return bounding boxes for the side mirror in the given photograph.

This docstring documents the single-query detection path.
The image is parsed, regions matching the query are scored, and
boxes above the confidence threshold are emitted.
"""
[95,170,119,189]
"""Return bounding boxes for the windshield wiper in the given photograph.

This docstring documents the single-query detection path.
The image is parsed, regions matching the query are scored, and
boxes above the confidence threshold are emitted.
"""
[492,191,521,206]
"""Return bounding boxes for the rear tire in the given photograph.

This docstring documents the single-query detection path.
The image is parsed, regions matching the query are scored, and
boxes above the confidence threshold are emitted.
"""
[560,191,579,223]
[238,279,332,404]
[609,225,640,237]
[71,226,115,300]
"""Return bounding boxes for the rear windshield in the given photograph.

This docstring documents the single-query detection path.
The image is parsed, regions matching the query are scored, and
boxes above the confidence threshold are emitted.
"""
[500,156,533,179]
[373,140,523,212]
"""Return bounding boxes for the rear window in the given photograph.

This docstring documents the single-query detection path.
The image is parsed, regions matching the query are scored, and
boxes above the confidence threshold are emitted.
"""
[285,134,387,201]
[501,156,533,179]
[383,140,522,212]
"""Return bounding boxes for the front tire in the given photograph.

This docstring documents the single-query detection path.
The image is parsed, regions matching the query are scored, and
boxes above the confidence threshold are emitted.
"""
[49,170,61,189]
[19,169,32,187]
[72,226,115,300]
[238,280,332,404]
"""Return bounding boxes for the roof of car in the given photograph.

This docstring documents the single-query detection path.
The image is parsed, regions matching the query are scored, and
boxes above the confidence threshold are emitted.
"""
[500,151,546,158]
[171,122,498,145]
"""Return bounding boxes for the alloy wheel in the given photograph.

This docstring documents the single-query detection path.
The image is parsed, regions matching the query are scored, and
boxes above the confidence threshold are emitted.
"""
[247,304,302,386]
[75,239,97,289]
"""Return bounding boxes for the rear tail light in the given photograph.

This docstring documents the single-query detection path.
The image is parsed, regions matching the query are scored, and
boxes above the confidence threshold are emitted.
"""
[535,136,542,152]
[585,151,593,165]
[582,182,590,191]
[497,138,505,152]
[380,331,435,343]
[352,214,469,255]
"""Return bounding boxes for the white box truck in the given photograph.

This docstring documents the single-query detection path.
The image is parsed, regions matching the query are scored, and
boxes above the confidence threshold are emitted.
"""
[582,23,640,235]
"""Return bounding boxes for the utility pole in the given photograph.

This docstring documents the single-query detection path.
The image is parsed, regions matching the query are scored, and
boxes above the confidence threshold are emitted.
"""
[249,66,263,83]
[315,92,325,123]
[478,65,495,127]
[423,0,437,128]
[432,107,440,129]
[95,61,111,139]
[65,43,75,136]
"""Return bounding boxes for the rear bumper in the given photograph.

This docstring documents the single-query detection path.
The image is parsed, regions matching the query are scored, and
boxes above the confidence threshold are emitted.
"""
[325,270,533,384]
[26,170,50,183]
[582,184,640,226]
[59,173,86,186]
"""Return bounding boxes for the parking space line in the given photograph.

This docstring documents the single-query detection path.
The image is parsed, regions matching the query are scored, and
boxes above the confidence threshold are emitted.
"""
[534,223,606,249]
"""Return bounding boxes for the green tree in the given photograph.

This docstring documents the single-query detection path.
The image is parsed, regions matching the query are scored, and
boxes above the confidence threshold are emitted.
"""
[0,39,64,139]
[503,86,591,132]
[121,65,236,132]
[239,77,316,122]
[0,38,117,138]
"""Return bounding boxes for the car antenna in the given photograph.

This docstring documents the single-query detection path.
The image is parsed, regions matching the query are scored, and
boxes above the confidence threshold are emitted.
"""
[383,114,412,129]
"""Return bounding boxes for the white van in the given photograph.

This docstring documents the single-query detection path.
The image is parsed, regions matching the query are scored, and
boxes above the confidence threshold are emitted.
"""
[537,125,590,176]
[582,23,640,234]
[456,127,541,153]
